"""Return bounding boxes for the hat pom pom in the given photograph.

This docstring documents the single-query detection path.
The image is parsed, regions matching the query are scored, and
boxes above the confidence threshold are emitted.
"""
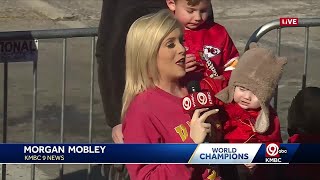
[249,42,259,49]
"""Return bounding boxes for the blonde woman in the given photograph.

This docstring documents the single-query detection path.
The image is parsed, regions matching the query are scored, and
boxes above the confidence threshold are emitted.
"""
[122,9,219,180]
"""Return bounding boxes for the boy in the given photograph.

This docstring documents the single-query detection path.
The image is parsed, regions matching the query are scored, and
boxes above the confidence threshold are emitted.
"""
[200,43,287,179]
[166,0,239,81]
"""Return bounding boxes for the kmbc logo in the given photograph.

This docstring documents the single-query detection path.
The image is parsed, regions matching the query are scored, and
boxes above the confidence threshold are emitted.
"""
[182,91,214,113]
[266,143,280,157]
[265,143,287,163]
[182,97,192,110]
[197,92,207,105]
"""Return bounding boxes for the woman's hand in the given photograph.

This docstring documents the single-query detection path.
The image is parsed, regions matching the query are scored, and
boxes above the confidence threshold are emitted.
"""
[190,108,219,144]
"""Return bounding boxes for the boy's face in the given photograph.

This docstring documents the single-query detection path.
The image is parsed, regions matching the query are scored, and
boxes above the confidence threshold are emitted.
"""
[166,0,211,30]
[234,86,261,110]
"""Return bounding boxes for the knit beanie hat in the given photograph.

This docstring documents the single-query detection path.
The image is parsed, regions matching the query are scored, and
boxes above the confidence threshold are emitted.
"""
[215,43,287,133]
[288,87,320,136]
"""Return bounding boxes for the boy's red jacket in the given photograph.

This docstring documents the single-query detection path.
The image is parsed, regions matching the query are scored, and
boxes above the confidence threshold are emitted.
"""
[184,21,239,81]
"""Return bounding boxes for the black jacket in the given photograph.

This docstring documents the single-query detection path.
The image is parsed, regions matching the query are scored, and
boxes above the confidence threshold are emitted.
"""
[96,0,167,128]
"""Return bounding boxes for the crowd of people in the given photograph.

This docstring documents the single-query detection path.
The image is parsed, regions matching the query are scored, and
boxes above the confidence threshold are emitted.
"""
[96,0,320,180]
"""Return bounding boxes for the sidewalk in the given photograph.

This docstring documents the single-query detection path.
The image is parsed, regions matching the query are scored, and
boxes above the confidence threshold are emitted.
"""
[0,165,50,180]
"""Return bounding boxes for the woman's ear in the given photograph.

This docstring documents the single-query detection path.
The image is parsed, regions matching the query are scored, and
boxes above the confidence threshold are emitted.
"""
[166,0,176,12]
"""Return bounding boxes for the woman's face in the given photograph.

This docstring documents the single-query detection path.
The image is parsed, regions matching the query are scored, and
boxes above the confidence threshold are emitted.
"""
[157,28,186,82]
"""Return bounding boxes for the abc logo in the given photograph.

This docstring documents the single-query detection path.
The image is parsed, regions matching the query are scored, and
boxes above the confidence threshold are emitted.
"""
[266,143,287,157]
[182,97,192,110]
[197,92,207,105]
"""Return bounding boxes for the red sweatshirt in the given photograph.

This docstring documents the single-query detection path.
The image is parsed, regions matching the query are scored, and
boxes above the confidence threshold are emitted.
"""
[122,87,215,180]
[200,77,282,143]
[184,21,239,82]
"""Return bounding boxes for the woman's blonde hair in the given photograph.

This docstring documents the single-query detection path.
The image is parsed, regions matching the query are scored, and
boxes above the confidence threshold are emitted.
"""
[121,9,182,119]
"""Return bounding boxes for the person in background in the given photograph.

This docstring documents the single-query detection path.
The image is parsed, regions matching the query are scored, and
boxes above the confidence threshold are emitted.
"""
[166,0,239,82]
[122,9,221,180]
[96,1,167,178]
[285,87,320,180]
[96,0,167,144]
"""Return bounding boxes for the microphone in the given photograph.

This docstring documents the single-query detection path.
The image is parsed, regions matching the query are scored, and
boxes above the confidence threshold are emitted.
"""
[183,81,223,144]
[182,81,215,114]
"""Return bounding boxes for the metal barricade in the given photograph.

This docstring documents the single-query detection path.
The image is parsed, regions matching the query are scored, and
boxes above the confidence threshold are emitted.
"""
[245,18,320,110]
[0,28,97,180]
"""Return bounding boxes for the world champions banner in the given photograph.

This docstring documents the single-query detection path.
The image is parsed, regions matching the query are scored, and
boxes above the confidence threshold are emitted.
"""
[0,143,319,164]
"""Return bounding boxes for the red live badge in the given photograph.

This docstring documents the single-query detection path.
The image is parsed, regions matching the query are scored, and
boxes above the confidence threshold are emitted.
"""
[280,18,299,27]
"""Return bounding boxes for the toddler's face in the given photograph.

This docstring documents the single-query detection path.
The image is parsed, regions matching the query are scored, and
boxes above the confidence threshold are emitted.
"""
[233,86,261,110]
[167,0,210,30]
